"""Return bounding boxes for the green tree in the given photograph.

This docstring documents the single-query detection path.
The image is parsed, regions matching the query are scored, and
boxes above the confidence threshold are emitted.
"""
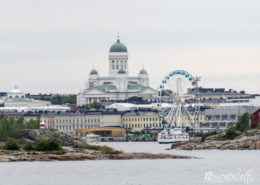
[82,102,103,110]
[0,114,39,140]
[25,118,40,129]
[236,113,250,132]
[51,95,76,105]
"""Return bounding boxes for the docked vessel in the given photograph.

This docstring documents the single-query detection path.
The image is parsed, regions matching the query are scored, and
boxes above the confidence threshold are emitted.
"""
[81,134,101,144]
[157,128,189,144]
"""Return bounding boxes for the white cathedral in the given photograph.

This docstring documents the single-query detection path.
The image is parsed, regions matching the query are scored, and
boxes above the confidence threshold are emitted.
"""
[77,35,157,106]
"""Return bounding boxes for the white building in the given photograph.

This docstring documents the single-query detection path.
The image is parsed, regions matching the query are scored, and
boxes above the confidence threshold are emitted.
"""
[4,86,51,108]
[77,35,157,106]
[51,111,123,135]
[200,106,260,130]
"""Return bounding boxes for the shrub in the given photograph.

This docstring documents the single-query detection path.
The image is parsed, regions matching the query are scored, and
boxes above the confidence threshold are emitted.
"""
[201,136,205,142]
[35,139,62,151]
[23,142,34,151]
[223,127,239,140]
[3,138,20,150]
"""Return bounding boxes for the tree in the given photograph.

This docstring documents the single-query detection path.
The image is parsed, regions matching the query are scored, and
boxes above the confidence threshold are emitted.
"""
[82,102,103,110]
[51,95,76,105]
[25,118,40,129]
[236,113,250,132]
[0,115,40,141]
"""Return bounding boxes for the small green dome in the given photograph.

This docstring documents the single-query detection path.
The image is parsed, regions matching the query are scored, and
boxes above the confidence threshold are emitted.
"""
[139,68,148,75]
[109,39,127,53]
[118,69,126,74]
[90,69,98,75]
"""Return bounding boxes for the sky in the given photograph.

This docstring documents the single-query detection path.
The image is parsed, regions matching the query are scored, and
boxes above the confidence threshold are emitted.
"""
[0,0,260,94]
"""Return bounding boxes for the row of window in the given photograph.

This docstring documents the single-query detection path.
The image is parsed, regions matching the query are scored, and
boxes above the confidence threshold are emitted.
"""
[56,125,99,131]
[123,123,161,128]
[112,60,127,64]
[56,118,100,124]
[123,117,159,122]
[9,95,24,98]
[112,65,126,70]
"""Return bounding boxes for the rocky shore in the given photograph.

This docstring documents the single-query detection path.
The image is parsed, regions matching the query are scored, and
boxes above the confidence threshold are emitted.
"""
[0,150,195,162]
[171,130,260,150]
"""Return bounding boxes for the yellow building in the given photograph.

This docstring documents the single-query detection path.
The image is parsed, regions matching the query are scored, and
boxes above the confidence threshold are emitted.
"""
[122,111,162,131]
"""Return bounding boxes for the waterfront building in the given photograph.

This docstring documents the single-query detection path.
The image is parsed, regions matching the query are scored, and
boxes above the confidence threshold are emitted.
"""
[77,35,157,106]
[50,110,123,135]
[200,106,260,130]
[122,111,162,131]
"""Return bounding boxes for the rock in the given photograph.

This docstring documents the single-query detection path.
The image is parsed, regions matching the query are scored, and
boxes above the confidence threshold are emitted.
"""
[23,129,74,146]
[170,131,260,150]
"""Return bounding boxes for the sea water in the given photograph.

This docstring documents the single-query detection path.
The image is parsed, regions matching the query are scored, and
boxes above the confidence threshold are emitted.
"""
[0,142,259,185]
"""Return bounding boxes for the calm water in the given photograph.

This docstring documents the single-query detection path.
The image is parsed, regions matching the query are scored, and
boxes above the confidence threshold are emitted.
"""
[0,142,259,185]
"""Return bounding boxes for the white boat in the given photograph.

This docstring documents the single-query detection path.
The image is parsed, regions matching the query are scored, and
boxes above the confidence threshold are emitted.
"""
[157,128,189,144]
[81,134,101,144]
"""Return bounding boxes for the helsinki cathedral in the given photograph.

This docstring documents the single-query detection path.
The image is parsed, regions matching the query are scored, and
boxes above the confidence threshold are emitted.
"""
[77,34,156,106]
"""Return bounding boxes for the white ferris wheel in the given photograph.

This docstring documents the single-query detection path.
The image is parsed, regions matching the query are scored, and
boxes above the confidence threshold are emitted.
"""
[157,70,200,128]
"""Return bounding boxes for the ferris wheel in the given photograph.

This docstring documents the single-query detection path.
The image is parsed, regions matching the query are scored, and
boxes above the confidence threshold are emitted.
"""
[157,70,200,128]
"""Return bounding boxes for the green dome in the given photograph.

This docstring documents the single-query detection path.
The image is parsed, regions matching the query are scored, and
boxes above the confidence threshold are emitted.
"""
[118,69,126,74]
[109,39,128,53]
[90,69,98,75]
[139,68,148,75]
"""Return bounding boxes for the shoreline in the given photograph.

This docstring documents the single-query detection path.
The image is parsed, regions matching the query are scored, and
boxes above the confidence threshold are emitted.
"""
[0,151,196,162]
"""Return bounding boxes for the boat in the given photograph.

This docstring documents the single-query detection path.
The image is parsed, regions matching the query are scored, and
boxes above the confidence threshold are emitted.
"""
[157,127,189,144]
[81,134,101,144]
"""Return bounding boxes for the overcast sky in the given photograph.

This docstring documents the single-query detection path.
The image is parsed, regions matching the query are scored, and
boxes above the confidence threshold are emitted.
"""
[0,0,260,94]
